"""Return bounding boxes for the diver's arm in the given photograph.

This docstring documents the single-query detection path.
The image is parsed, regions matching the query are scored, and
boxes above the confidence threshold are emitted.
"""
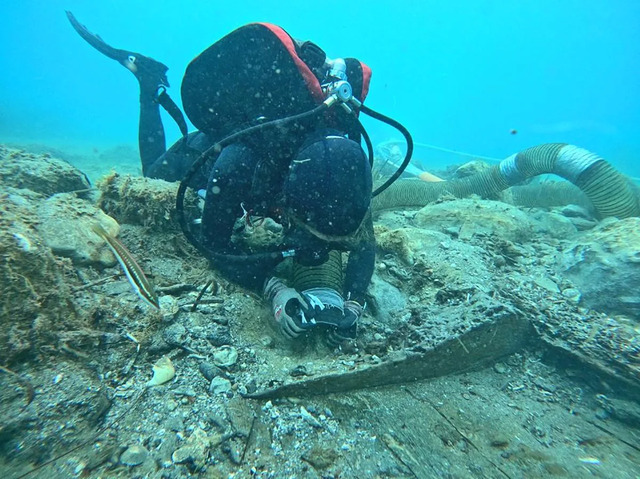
[343,214,375,305]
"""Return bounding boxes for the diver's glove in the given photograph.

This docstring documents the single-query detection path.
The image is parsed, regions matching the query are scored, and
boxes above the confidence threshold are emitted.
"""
[300,288,346,327]
[327,298,365,346]
[264,277,315,339]
[300,288,363,345]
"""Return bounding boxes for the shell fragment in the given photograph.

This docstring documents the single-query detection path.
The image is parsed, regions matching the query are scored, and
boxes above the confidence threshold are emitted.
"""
[146,356,175,386]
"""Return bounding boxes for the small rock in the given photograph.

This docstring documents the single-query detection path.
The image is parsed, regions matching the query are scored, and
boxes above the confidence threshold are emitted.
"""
[166,415,184,432]
[489,436,510,449]
[199,362,224,381]
[210,315,229,325]
[172,428,210,467]
[260,335,275,348]
[533,377,557,393]
[212,346,238,368]
[444,226,459,237]
[245,378,257,394]
[209,377,232,395]
[120,444,149,466]
[562,288,581,303]
[159,296,180,321]
[206,327,232,347]
[300,406,323,428]
[561,204,593,219]
[493,363,507,374]
[290,365,309,377]
[163,323,188,347]
[534,276,560,294]
[301,444,338,470]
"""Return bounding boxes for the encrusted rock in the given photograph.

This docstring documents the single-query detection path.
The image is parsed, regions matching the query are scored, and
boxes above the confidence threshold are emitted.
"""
[199,361,224,381]
[171,427,210,467]
[36,192,120,266]
[560,217,640,315]
[453,160,491,179]
[301,444,339,470]
[414,198,534,243]
[120,444,149,466]
[367,275,407,328]
[212,345,238,368]
[0,146,90,196]
[97,173,198,232]
[0,187,78,363]
[209,377,232,395]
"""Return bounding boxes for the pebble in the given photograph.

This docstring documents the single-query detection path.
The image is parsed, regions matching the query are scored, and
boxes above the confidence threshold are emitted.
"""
[172,428,210,467]
[212,345,238,368]
[206,328,232,347]
[260,336,275,348]
[534,276,560,294]
[163,323,188,347]
[493,362,507,374]
[562,288,581,303]
[199,361,224,381]
[120,444,149,466]
[300,406,323,428]
[209,377,232,395]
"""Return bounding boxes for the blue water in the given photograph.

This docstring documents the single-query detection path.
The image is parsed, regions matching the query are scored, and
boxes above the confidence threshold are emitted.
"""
[1,1,639,178]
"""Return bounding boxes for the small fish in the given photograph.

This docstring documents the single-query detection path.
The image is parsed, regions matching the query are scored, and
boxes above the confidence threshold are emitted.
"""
[91,223,160,309]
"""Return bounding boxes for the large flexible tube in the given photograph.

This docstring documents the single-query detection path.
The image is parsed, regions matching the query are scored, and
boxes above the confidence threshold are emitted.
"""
[292,250,344,293]
[372,143,640,219]
[505,182,593,212]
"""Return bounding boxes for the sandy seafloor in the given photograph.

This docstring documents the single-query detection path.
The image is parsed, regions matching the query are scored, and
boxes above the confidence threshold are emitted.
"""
[0,140,639,479]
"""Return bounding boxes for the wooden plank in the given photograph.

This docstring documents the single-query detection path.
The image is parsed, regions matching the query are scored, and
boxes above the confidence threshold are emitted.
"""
[247,313,531,399]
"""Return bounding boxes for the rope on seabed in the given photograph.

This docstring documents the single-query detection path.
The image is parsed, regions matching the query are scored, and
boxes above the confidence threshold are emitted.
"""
[378,139,503,163]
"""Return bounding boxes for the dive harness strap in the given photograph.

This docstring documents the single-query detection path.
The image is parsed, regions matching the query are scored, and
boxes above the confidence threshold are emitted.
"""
[155,87,189,146]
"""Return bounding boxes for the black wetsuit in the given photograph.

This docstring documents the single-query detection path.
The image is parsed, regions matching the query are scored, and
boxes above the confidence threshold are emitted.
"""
[144,125,375,304]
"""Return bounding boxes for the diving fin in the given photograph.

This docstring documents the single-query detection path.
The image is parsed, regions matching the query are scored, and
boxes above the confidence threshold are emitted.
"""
[65,10,170,89]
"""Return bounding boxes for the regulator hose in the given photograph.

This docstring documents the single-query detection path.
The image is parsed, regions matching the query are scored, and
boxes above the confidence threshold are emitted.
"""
[359,104,414,197]
[372,143,640,219]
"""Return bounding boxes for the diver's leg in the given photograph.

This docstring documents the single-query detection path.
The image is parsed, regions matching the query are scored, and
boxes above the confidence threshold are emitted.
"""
[138,88,167,175]
[201,143,259,251]
[66,11,170,174]
[145,132,214,185]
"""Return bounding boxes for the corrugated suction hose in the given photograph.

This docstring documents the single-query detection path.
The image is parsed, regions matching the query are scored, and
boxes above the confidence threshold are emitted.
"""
[372,143,640,219]
[292,250,344,293]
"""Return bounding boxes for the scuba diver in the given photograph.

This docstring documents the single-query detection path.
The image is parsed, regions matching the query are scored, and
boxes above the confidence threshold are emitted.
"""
[66,12,412,345]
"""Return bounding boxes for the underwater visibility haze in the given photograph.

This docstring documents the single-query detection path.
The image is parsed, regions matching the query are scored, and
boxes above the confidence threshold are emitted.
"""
[2,1,640,478]
[1,0,639,178]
